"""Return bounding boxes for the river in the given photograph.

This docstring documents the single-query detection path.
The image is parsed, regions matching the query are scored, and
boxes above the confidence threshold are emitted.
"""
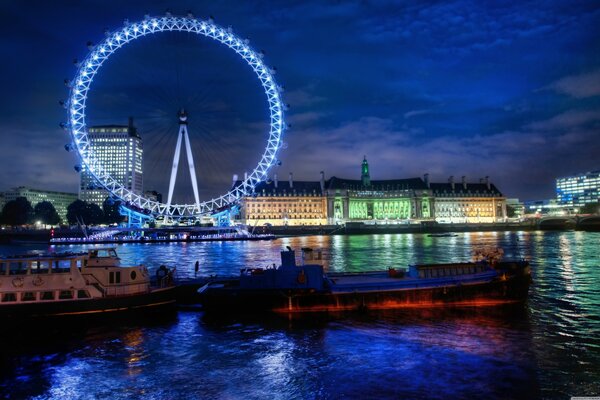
[1,231,599,399]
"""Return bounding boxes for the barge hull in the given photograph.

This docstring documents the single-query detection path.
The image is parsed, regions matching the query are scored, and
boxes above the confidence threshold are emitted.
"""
[199,274,531,314]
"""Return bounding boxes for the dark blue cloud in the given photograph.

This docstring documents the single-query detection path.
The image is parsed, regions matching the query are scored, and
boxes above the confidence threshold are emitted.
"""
[0,0,599,202]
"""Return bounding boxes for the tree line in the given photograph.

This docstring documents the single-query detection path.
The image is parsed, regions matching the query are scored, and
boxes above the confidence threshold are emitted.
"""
[0,197,125,227]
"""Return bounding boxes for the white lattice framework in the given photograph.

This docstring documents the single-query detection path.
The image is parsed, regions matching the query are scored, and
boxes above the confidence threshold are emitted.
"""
[66,15,285,217]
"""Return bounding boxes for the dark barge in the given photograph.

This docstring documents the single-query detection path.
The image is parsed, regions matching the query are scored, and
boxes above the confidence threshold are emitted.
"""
[198,248,531,313]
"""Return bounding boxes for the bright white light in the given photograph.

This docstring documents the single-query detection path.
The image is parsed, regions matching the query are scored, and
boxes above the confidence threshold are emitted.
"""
[66,15,285,219]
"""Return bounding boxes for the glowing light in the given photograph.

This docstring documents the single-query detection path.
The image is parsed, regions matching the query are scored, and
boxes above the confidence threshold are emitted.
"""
[66,15,285,219]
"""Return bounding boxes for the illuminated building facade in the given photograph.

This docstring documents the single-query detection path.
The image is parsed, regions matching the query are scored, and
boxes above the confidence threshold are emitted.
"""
[80,118,143,206]
[239,157,506,226]
[3,187,77,222]
[240,173,327,226]
[325,156,432,223]
[556,170,600,207]
[429,176,505,223]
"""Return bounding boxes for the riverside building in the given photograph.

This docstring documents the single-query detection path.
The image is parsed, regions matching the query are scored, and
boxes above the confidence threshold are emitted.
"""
[240,173,328,226]
[239,157,506,226]
[556,170,600,207]
[79,118,143,207]
[2,187,77,222]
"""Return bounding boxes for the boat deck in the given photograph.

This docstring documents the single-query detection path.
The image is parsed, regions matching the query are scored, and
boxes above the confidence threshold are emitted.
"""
[328,270,498,293]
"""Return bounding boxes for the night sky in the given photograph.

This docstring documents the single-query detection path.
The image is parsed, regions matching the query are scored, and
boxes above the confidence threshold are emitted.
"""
[1,0,599,202]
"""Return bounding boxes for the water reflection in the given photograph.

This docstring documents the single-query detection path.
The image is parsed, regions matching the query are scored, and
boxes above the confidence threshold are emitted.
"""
[1,231,599,398]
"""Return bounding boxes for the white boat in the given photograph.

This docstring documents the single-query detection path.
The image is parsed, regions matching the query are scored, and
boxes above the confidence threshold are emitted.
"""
[0,248,176,319]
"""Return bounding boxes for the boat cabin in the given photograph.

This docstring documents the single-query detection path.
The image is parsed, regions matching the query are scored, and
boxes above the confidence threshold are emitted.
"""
[0,249,154,305]
[85,248,121,267]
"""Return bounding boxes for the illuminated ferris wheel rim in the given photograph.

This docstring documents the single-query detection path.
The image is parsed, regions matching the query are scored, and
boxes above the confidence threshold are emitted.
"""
[66,14,286,217]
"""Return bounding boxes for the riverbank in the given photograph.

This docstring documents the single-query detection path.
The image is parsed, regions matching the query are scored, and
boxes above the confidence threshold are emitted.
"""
[1,219,598,245]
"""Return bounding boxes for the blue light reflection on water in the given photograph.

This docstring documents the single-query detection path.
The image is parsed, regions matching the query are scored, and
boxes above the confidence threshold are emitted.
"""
[1,231,599,399]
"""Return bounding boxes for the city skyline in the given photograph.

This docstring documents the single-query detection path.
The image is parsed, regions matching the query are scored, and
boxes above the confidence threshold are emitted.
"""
[1,1,599,202]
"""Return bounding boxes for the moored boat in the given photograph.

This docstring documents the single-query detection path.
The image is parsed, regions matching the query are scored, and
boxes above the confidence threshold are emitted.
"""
[198,248,532,313]
[0,248,177,319]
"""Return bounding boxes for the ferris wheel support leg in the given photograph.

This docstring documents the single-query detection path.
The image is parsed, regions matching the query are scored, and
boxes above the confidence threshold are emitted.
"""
[182,126,201,212]
[167,131,184,210]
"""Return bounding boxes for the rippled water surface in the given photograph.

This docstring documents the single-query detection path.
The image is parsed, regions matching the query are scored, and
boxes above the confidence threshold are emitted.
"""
[1,231,599,399]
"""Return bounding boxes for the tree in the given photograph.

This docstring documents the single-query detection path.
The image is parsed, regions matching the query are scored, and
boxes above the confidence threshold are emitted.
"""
[1,197,34,226]
[580,202,600,215]
[34,201,61,226]
[67,200,105,226]
[87,203,104,225]
[103,198,124,225]
[67,200,87,225]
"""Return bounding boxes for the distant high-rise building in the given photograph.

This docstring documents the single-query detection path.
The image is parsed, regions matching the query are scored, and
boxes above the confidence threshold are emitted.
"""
[80,117,143,206]
[556,170,600,207]
[3,187,77,223]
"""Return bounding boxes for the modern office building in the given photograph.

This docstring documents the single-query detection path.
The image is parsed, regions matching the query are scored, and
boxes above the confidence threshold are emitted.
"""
[556,170,600,207]
[2,187,77,223]
[80,118,143,206]
[239,157,506,226]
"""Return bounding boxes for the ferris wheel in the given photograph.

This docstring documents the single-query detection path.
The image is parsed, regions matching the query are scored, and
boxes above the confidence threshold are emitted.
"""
[64,13,286,219]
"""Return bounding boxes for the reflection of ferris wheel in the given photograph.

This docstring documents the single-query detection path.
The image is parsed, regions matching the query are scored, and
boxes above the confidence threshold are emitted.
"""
[65,14,286,218]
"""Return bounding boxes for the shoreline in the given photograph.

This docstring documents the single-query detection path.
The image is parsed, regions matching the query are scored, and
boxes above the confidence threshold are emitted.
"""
[1,221,599,246]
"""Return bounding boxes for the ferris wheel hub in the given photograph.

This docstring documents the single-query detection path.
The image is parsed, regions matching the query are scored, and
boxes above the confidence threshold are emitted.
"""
[178,108,188,123]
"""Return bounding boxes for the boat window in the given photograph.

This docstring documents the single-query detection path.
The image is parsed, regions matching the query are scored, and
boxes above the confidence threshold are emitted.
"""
[76,259,83,270]
[77,290,91,299]
[41,291,55,301]
[0,262,6,275]
[21,292,36,301]
[31,260,50,274]
[59,290,73,300]
[109,272,114,284]
[115,271,121,284]
[96,249,116,258]
[9,262,27,275]
[53,260,71,273]
[130,271,137,280]
[2,293,17,302]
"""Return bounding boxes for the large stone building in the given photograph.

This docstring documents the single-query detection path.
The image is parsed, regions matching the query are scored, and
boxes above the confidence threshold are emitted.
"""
[2,187,77,223]
[239,157,506,225]
[325,157,433,223]
[429,176,505,223]
[80,118,143,206]
[240,173,328,226]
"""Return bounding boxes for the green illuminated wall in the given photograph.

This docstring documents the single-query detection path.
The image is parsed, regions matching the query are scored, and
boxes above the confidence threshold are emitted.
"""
[334,198,343,219]
[349,199,412,219]
[421,198,431,218]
